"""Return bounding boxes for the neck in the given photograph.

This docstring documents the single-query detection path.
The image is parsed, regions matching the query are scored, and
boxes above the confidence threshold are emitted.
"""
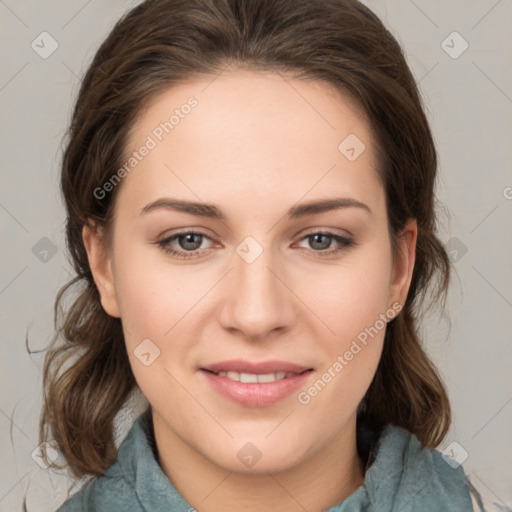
[153,412,365,512]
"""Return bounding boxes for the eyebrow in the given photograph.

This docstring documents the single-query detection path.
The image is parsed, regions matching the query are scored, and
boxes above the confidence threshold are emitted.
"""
[140,196,372,219]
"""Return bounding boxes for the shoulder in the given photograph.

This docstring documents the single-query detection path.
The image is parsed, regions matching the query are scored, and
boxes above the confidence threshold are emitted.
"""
[56,410,153,512]
[56,472,140,512]
[56,408,198,511]
[56,408,194,511]
[359,424,476,511]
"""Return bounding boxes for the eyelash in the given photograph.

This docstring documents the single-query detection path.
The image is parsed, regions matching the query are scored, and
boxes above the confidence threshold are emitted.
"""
[155,230,356,260]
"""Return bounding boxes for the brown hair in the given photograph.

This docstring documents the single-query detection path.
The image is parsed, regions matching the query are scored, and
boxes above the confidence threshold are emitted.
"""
[40,0,452,479]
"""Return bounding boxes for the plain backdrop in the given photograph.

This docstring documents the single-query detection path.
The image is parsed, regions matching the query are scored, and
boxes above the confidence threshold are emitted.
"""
[1,0,511,510]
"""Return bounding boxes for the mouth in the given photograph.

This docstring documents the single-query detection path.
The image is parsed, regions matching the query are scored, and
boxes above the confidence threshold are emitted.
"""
[200,360,314,407]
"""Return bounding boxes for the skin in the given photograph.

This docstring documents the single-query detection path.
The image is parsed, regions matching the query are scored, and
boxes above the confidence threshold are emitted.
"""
[83,70,417,512]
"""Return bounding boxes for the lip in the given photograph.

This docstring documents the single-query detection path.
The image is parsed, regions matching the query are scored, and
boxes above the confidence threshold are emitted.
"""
[201,359,311,374]
[200,359,314,407]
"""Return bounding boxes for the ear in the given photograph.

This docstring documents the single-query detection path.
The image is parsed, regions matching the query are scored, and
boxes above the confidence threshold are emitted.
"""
[388,218,417,308]
[82,223,121,318]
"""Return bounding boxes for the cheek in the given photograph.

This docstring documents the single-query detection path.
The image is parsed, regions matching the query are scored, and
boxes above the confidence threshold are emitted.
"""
[111,251,210,402]
[299,270,390,419]
[305,253,393,340]
[112,247,202,339]
[113,260,196,409]
[299,245,392,401]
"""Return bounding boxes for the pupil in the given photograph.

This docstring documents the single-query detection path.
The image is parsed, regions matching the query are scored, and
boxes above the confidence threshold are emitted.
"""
[180,233,201,250]
[310,234,331,250]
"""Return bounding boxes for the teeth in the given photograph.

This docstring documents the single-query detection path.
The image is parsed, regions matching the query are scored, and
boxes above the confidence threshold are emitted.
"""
[240,372,258,383]
[216,371,289,383]
[258,372,281,383]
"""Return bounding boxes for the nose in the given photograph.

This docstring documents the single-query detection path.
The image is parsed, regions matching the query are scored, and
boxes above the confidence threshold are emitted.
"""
[218,244,297,342]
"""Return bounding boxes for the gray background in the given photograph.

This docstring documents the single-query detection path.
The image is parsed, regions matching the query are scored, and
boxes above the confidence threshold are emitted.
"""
[1,0,511,510]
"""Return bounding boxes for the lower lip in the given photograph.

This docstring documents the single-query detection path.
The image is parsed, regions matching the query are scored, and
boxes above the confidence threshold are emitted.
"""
[201,370,313,407]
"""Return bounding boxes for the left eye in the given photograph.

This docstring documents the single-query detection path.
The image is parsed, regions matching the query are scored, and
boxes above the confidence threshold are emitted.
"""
[155,230,355,259]
[297,232,349,251]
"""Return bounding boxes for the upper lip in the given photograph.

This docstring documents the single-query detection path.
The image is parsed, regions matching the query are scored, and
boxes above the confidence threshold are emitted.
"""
[201,359,312,374]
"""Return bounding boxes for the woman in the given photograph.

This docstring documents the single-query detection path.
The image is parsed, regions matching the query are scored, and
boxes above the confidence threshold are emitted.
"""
[39,0,487,510]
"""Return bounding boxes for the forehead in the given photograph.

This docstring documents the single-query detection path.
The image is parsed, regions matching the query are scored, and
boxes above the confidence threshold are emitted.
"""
[118,70,383,218]
[131,69,371,152]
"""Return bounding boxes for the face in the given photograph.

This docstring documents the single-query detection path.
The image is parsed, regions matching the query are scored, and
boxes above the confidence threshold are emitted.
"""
[84,70,416,475]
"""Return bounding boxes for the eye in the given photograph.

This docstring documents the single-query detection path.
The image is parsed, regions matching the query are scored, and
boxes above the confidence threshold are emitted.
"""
[296,231,355,256]
[155,231,215,259]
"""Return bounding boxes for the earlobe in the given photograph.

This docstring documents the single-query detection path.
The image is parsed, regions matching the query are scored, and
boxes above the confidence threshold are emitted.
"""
[389,218,417,308]
[82,223,121,318]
